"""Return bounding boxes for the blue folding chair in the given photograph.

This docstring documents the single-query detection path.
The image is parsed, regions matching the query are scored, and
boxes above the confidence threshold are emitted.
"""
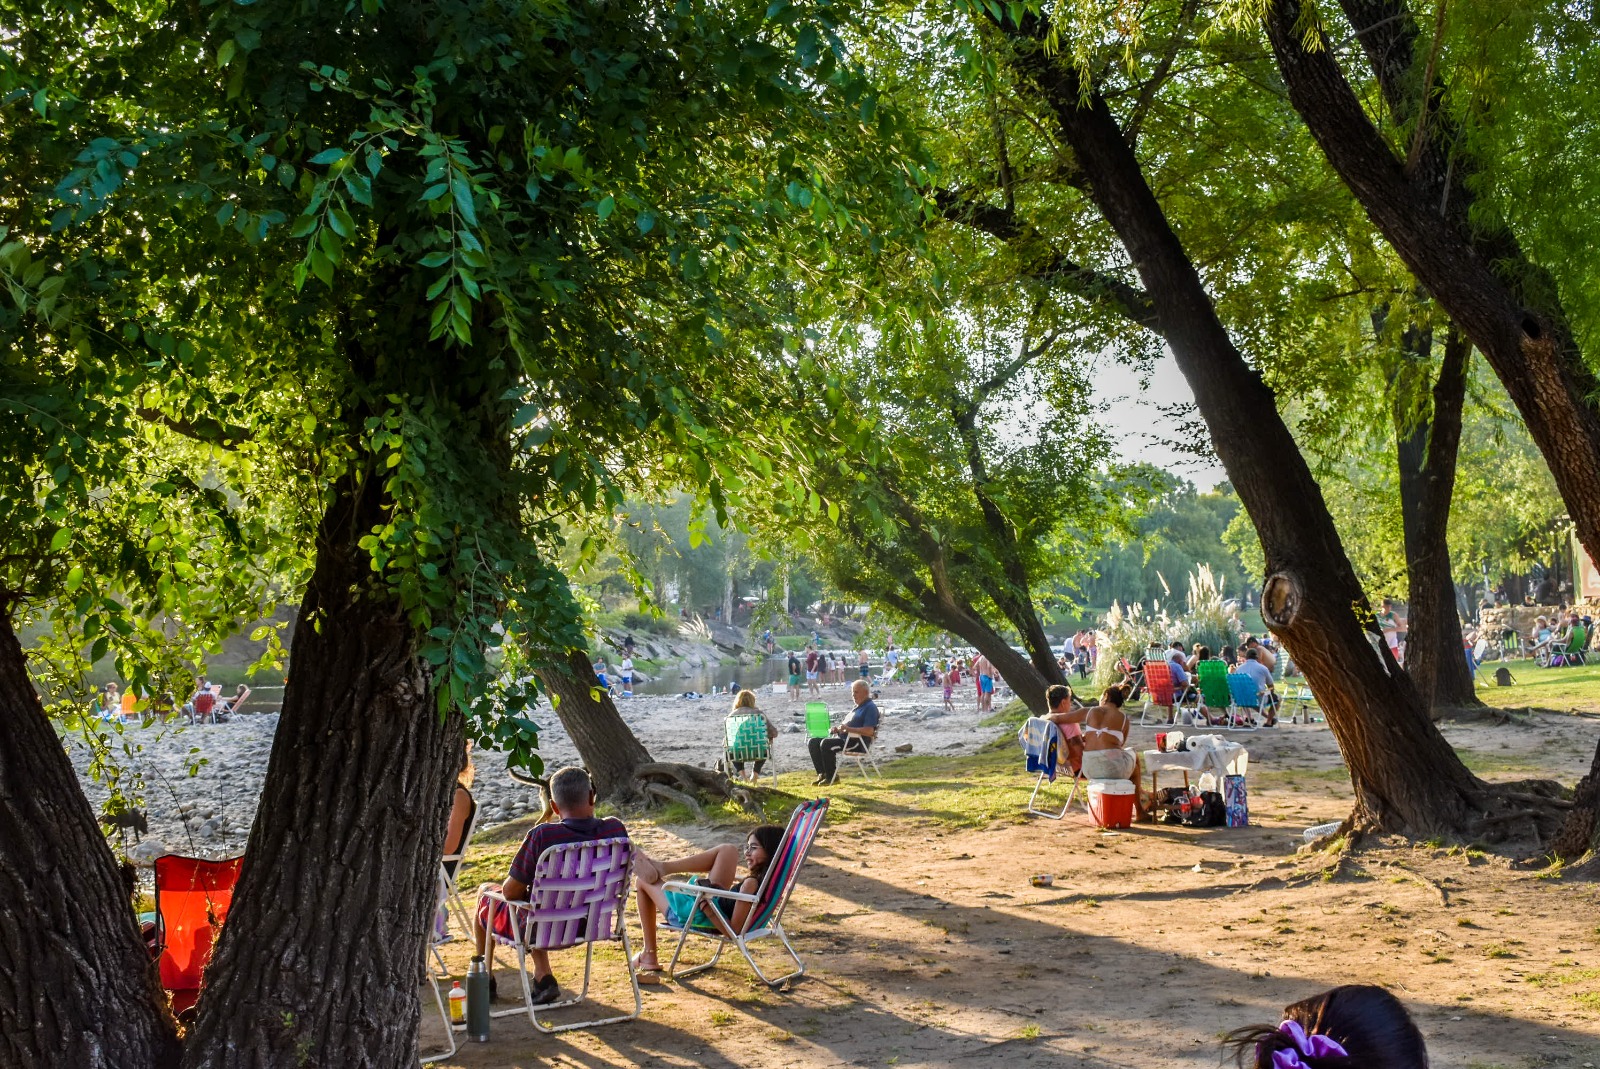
[1224,673,1264,731]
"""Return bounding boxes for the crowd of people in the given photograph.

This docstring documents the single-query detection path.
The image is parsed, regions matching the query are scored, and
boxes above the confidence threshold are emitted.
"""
[91,678,253,724]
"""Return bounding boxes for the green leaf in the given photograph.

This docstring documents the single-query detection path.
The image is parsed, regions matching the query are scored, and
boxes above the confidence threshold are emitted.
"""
[636,210,655,233]
[596,195,615,221]
[49,528,72,552]
[65,565,84,592]
[308,148,346,165]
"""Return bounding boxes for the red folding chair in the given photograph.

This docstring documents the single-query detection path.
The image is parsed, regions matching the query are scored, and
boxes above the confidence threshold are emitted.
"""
[1139,660,1176,725]
[151,854,244,1015]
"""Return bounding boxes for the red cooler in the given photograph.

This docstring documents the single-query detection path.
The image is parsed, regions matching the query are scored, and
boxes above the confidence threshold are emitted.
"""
[1088,780,1136,829]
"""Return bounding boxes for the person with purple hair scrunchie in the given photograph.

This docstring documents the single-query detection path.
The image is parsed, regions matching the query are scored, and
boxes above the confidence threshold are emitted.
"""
[1269,1020,1348,1068]
[1223,985,1429,1068]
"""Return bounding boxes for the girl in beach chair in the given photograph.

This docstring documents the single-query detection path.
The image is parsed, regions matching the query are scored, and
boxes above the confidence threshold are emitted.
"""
[630,824,785,982]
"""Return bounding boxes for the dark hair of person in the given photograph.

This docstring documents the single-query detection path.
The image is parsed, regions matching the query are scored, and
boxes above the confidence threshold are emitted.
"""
[1222,985,1427,1069]
[1221,644,1236,664]
[747,824,785,883]
[1245,648,1260,661]
[1045,683,1073,709]
[1100,684,1127,708]
[1197,645,1212,661]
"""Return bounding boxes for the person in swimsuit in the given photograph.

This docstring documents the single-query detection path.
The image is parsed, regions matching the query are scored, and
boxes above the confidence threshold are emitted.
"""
[632,824,784,981]
[1046,681,1147,817]
[973,653,994,713]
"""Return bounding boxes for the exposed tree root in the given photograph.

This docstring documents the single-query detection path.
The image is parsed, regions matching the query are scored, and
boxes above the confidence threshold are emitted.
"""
[642,782,706,821]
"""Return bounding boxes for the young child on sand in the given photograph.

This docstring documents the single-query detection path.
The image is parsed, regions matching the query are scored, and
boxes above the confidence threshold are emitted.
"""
[1224,985,1427,1067]
[631,825,784,980]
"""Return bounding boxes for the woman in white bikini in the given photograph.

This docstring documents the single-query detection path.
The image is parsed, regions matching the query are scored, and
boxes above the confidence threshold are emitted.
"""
[1047,682,1146,813]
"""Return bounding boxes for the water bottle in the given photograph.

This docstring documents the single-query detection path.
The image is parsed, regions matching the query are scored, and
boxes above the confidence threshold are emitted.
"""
[466,956,491,1042]
[448,980,466,1026]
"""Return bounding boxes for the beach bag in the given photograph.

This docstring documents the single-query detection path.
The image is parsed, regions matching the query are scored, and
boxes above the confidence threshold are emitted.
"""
[1184,790,1226,828]
[1157,787,1191,825]
[1224,774,1248,828]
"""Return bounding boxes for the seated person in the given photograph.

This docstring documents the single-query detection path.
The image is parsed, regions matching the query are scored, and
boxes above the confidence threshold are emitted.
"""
[726,689,778,780]
[1233,648,1278,725]
[1045,682,1146,818]
[631,824,784,980]
[1245,635,1278,672]
[808,679,878,786]
[473,766,626,1004]
[1530,615,1553,653]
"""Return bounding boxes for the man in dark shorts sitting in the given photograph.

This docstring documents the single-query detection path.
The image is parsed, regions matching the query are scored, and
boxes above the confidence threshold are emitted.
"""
[808,679,879,786]
[474,766,627,1004]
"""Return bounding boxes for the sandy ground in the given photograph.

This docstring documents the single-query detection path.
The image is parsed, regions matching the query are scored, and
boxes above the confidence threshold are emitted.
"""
[424,700,1600,1069]
[70,677,996,856]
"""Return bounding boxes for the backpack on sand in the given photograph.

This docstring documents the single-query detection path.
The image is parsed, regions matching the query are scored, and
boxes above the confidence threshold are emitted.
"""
[1494,666,1516,687]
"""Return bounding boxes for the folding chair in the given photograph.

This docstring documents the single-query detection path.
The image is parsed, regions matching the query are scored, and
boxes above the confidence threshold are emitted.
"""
[839,729,881,780]
[725,711,777,786]
[1020,718,1083,819]
[1284,683,1320,724]
[665,798,827,987]
[1139,660,1176,725]
[418,937,456,1065]
[150,854,244,1016]
[805,701,831,740]
[1224,673,1264,731]
[439,789,478,934]
[481,837,640,1033]
[1195,660,1232,726]
[1543,625,1589,667]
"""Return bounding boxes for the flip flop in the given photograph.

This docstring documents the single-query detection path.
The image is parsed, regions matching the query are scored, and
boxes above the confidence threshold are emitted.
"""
[631,953,666,984]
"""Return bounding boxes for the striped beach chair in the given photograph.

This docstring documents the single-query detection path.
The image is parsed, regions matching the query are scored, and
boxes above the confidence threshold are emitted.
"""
[664,798,828,987]
[481,836,640,1033]
[1225,673,1264,731]
[1196,660,1232,725]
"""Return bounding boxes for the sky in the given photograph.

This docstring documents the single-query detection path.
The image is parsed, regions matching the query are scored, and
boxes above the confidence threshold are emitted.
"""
[1089,348,1229,490]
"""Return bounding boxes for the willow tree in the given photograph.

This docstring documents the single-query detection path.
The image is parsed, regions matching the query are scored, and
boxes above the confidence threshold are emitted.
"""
[8,0,919,1065]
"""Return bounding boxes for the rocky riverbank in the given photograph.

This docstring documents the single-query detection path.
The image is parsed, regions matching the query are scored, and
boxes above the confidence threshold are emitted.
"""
[69,676,1005,863]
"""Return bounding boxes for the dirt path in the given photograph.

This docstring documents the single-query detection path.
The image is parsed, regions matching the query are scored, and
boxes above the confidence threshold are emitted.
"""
[429,705,1600,1068]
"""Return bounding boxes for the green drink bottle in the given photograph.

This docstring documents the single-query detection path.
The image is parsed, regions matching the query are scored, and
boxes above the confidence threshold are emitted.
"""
[466,956,491,1042]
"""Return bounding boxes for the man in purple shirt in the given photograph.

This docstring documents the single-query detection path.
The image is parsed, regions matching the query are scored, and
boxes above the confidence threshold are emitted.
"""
[474,766,627,1003]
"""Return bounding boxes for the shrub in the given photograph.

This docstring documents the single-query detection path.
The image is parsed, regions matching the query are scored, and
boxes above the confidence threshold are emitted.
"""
[1094,565,1242,686]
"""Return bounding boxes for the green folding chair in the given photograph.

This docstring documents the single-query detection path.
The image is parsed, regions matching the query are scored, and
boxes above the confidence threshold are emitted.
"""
[725,712,777,786]
[805,701,832,739]
[1196,660,1232,725]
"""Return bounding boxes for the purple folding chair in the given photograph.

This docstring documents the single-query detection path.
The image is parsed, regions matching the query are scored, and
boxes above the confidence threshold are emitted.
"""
[664,798,828,987]
[480,836,640,1032]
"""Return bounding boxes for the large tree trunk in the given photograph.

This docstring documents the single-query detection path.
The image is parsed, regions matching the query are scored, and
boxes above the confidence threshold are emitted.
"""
[537,646,654,802]
[0,614,179,1069]
[1551,739,1600,876]
[1265,0,1600,577]
[181,469,462,1069]
[1392,326,1480,710]
[1004,22,1485,834]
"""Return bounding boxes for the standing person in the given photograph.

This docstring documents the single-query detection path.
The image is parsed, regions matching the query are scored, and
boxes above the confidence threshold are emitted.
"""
[882,644,899,684]
[972,652,994,713]
[804,645,821,697]
[619,652,635,696]
[1377,598,1405,664]
[786,649,802,703]
[857,648,871,680]
[1086,630,1098,668]
[941,661,956,712]
[808,679,879,786]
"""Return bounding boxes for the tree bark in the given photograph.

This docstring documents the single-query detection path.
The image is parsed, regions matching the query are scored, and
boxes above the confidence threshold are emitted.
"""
[181,468,463,1069]
[1391,324,1479,710]
[1550,739,1600,872]
[536,646,654,802]
[1265,0,1600,576]
[0,614,180,1069]
[1004,21,1485,834]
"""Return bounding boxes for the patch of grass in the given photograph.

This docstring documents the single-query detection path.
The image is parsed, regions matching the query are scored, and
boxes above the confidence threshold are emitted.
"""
[1476,661,1600,714]
[1018,1023,1041,1040]
[1525,967,1600,1011]
[709,1009,737,1026]
[1482,943,1517,959]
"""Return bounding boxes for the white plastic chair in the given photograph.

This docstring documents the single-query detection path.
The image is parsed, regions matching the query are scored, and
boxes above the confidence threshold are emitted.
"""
[481,836,640,1033]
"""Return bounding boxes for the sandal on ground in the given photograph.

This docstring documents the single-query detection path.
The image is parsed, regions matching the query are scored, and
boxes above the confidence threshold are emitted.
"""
[631,952,666,984]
